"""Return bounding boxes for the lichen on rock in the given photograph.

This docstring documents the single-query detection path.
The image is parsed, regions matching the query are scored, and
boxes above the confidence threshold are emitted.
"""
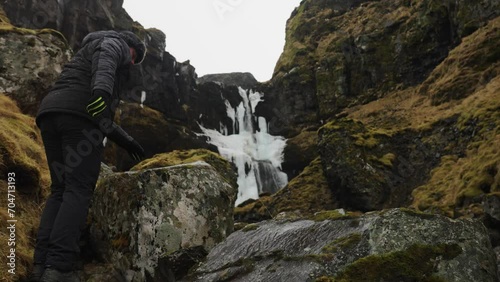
[89,161,237,281]
[0,25,71,115]
[187,209,498,281]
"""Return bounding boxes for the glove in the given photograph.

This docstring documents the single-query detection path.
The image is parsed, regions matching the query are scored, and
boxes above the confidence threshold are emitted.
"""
[124,139,145,161]
[87,90,111,118]
[106,125,145,162]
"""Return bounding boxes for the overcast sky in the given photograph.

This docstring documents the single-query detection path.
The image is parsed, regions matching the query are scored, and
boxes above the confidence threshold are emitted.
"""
[122,0,302,82]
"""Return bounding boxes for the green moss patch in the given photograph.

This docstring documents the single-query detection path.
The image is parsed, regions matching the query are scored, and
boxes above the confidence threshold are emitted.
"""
[132,149,237,188]
[235,157,336,222]
[322,233,362,253]
[241,223,259,232]
[312,210,362,222]
[333,244,461,282]
[0,95,50,280]
[0,6,10,24]
[377,153,396,168]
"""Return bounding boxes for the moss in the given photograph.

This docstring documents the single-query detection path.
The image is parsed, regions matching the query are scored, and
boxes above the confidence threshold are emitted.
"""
[272,157,335,216]
[0,6,11,24]
[0,23,68,46]
[378,153,396,168]
[333,244,461,282]
[312,210,362,222]
[118,102,169,132]
[0,95,48,193]
[412,131,499,214]
[352,127,395,149]
[235,156,336,221]
[234,196,274,222]
[315,276,335,282]
[353,133,379,148]
[322,233,362,253]
[241,223,259,232]
[0,95,50,280]
[111,235,129,249]
[425,16,500,105]
[398,208,436,220]
[132,149,237,188]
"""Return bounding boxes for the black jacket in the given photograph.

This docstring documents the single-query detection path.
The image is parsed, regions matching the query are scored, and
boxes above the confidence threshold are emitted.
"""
[36,30,136,147]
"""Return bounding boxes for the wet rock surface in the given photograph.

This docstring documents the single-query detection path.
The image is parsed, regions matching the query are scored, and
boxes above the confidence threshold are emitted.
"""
[188,209,498,282]
[88,162,237,281]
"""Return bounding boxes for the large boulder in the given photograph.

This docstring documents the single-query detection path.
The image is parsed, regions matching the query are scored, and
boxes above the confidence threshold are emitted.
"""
[89,161,237,281]
[187,209,498,282]
[317,119,425,211]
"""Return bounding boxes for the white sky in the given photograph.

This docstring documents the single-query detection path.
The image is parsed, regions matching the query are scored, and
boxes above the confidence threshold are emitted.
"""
[122,0,302,82]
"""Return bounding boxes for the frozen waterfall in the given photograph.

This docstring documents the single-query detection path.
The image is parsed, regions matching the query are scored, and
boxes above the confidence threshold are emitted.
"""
[199,87,288,206]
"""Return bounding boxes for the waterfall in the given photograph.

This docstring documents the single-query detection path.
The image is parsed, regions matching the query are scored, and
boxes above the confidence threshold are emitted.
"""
[199,87,288,206]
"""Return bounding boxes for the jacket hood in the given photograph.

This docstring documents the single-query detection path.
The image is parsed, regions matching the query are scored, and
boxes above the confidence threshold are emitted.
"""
[81,30,123,46]
[81,30,146,64]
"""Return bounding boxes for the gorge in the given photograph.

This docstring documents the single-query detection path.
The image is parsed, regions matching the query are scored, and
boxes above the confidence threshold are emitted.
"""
[0,0,499,281]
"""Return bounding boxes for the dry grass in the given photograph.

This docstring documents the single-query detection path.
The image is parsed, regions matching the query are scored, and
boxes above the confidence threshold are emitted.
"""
[346,17,499,131]
[411,77,500,215]
[0,94,49,281]
[345,17,500,215]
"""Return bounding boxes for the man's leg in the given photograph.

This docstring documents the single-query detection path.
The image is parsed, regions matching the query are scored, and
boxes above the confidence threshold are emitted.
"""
[44,114,104,271]
[34,114,65,266]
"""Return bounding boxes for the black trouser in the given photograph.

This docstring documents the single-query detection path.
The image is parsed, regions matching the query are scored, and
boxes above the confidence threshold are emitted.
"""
[34,113,104,271]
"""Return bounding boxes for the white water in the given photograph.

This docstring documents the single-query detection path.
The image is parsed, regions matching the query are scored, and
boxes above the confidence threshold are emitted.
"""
[199,87,288,205]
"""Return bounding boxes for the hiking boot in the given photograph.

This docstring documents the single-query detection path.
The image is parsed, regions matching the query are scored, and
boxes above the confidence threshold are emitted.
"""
[40,267,80,282]
[28,264,45,282]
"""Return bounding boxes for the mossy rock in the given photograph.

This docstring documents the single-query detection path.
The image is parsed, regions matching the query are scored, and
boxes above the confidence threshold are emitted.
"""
[282,129,319,179]
[333,244,461,282]
[234,157,337,222]
[132,149,237,189]
[0,5,10,24]
[317,118,396,211]
[0,17,68,47]
[270,0,498,129]
[422,16,500,105]
[190,209,497,281]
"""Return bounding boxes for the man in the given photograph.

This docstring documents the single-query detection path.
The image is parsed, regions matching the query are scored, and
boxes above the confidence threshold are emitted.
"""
[30,30,147,282]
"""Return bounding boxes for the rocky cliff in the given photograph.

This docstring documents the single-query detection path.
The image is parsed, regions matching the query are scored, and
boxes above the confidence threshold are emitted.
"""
[234,0,499,278]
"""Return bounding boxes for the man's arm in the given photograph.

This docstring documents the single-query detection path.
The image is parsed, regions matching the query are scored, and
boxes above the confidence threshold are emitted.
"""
[90,37,128,96]
[87,37,143,160]
[101,121,145,161]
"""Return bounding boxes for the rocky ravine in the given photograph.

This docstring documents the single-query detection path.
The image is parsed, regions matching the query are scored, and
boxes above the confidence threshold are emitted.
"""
[0,0,499,281]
